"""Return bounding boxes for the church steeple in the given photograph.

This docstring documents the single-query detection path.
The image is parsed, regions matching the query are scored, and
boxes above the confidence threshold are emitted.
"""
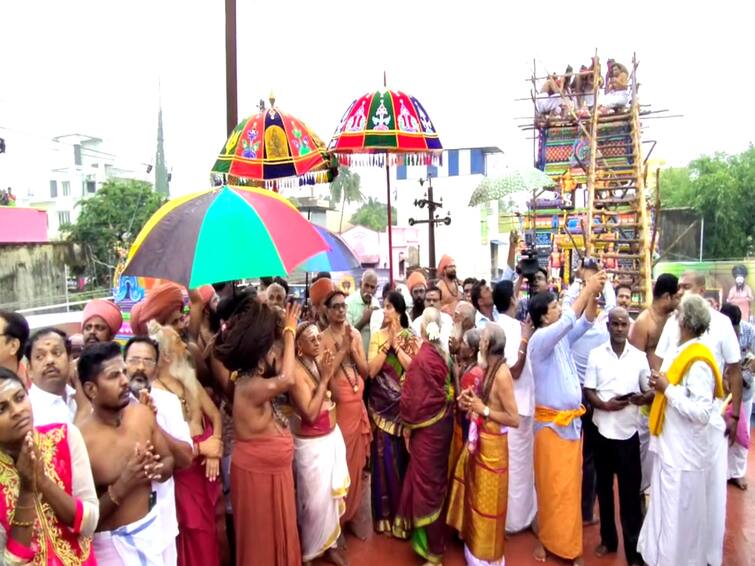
[154,96,169,196]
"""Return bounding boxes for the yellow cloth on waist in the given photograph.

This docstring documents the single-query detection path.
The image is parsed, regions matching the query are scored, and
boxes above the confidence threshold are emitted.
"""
[534,404,586,427]
[648,341,724,436]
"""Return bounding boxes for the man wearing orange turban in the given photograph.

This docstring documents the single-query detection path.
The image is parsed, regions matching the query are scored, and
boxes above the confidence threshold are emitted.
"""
[437,255,462,315]
[136,282,185,335]
[310,277,336,330]
[82,299,123,345]
[407,270,427,322]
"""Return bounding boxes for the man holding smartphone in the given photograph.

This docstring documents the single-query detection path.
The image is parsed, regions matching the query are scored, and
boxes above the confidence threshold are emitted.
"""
[584,307,650,566]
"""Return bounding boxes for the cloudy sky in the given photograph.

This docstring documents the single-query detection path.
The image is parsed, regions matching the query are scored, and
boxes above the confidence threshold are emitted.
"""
[1,0,752,198]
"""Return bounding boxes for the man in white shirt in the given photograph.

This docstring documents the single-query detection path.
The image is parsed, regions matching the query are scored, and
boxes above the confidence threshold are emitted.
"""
[654,271,741,566]
[493,280,537,533]
[125,336,194,566]
[412,285,452,353]
[639,294,722,565]
[471,279,499,328]
[346,269,380,355]
[26,327,81,425]
[584,307,648,566]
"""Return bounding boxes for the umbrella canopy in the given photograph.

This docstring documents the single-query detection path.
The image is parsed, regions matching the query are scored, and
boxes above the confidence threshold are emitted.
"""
[212,101,335,190]
[468,168,556,207]
[295,225,361,273]
[123,185,328,288]
[328,89,442,166]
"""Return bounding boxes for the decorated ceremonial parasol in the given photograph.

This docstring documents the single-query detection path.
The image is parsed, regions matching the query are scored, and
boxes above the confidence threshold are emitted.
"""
[329,80,442,284]
[123,185,328,288]
[295,224,361,273]
[212,96,336,191]
[467,167,556,207]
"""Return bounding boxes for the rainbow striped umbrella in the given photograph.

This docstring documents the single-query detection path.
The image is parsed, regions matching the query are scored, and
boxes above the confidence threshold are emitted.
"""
[123,185,328,288]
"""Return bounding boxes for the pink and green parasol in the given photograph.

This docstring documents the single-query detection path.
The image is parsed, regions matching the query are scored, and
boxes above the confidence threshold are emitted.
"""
[123,185,328,288]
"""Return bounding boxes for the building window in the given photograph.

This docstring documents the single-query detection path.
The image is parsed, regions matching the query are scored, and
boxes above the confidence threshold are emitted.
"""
[86,180,96,193]
[58,211,70,226]
[50,180,58,198]
[62,181,71,196]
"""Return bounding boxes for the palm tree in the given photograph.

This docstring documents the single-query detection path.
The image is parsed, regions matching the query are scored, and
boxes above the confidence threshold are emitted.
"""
[329,166,364,233]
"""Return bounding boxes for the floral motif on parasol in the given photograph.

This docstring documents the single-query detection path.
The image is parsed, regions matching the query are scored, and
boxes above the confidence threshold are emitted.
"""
[123,185,329,288]
[212,98,336,191]
[328,89,443,167]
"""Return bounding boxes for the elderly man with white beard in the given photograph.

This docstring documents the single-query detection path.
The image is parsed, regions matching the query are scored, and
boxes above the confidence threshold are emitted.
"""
[149,321,224,566]
[448,301,477,358]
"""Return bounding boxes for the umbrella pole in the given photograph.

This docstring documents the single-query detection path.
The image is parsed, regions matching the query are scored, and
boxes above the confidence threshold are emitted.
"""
[385,162,394,288]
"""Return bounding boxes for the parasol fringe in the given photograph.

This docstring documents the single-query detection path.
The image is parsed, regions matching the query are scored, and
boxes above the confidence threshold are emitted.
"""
[334,151,443,169]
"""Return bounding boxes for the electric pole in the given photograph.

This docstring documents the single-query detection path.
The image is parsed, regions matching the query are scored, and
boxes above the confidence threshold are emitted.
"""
[409,174,451,278]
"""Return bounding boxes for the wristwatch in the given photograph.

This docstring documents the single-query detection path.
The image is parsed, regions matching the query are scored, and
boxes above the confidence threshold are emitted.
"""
[483,406,490,419]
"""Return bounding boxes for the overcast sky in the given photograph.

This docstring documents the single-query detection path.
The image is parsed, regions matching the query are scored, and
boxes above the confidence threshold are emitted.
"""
[1,0,753,198]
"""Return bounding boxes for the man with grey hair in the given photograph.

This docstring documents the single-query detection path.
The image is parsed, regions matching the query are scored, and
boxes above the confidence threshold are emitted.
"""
[265,282,287,310]
[654,271,741,566]
[449,301,477,357]
[346,269,380,354]
[639,294,725,566]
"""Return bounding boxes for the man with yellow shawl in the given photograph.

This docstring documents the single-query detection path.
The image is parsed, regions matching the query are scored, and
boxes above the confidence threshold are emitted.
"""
[638,294,725,565]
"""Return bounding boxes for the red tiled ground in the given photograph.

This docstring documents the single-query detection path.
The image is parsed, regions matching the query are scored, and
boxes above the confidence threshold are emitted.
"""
[322,432,755,566]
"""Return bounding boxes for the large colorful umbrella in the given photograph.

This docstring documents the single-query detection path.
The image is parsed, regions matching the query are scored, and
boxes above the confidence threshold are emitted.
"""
[468,168,556,207]
[123,185,328,287]
[328,89,442,165]
[212,99,336,190]
[295,224,361,273]
[329,85,442,283]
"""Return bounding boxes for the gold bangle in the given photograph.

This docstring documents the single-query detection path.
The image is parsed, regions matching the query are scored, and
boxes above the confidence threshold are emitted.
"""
[11,517,35,528]
[282,327,295,337]
[107,485,121,506]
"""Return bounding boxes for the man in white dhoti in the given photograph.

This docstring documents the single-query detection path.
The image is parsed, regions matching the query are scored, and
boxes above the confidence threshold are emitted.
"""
[291,322,351,565]
[720,303,754,489]
[654,272,742,566]
[493,280,537,533]
[639,294,725,566]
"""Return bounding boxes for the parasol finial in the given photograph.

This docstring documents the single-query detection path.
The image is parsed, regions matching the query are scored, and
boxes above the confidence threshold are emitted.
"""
[269,90,276,108]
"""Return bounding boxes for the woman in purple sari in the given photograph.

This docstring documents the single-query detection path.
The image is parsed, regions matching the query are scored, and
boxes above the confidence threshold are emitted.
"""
[367,291,418,535]
[394,307,454,564]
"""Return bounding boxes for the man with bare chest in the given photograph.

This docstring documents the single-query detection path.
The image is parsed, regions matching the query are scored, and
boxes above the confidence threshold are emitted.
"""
[291,322,350,565]
[321,291,371,538]
[627,273,679,498]
[214,300,302,566]
[77,341,175,565]
[629,274,680,371]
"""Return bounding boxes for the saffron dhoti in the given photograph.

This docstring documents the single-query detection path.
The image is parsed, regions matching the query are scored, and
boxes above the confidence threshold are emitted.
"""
[231,433,300,566]
[534,427,582,560]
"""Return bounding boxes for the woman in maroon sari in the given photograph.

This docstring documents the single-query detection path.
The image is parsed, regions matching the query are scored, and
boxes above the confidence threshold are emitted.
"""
[394,308,454,565]
[367,291,418,536]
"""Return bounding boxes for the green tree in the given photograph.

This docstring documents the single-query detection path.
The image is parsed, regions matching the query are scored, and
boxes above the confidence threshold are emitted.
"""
[329,166,364,233]
[350,197,397,232]
[61,179,166,286]
[660,146,755,259]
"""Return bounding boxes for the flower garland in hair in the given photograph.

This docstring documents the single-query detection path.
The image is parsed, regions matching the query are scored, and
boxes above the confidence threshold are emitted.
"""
[425,321,441,342]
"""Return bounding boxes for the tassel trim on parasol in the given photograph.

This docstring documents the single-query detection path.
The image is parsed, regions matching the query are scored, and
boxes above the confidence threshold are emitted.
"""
[209,169,335,192]
[335,152,443,168]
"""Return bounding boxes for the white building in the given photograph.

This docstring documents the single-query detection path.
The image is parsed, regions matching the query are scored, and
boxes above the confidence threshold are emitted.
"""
[25,134,151,239]
[391,146,511,281]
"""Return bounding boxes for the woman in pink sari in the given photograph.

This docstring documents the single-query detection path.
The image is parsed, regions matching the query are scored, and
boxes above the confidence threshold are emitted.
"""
[0,367,99,565]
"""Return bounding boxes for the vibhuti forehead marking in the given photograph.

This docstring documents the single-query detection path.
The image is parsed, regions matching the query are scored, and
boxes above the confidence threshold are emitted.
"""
[0,379,23,397]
